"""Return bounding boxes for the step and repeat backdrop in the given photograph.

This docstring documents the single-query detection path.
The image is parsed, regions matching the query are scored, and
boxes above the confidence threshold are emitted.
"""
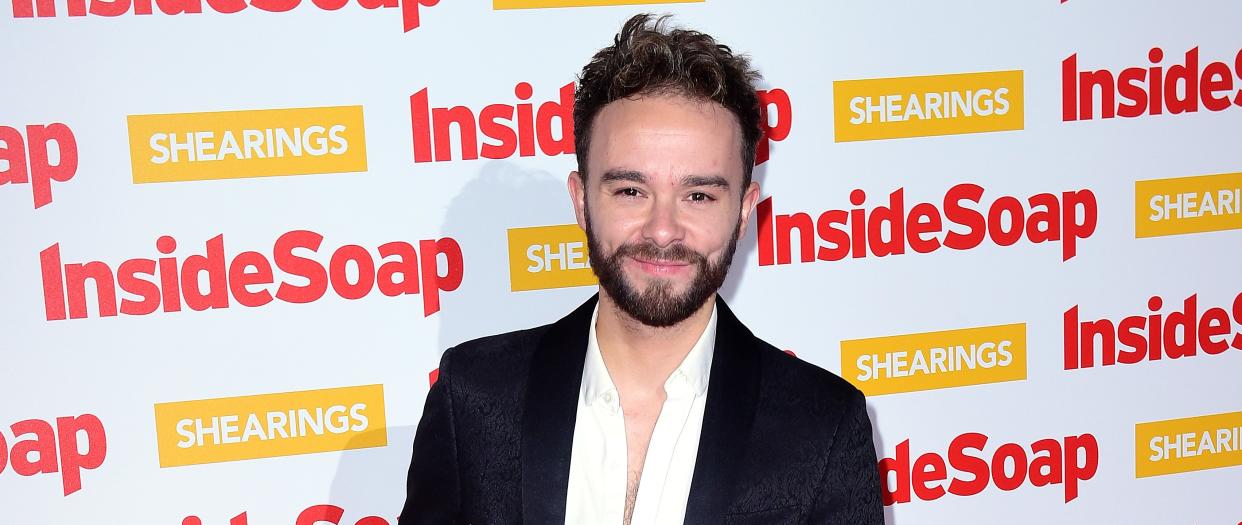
[3,0,1241,523]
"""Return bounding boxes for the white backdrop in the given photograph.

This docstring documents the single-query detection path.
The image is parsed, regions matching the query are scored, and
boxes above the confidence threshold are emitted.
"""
[3,1,1241,523]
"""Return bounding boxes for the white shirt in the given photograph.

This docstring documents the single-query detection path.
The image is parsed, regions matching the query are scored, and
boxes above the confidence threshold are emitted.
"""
[564,303,717,525]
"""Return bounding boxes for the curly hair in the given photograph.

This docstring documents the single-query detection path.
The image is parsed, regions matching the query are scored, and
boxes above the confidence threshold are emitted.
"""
[573,14,763,189]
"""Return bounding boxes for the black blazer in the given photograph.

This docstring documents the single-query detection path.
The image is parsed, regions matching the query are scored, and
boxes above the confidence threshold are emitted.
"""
[400,295,883,524]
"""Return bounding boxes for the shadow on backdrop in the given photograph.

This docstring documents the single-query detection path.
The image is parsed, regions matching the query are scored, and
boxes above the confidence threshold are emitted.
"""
[329,426,413,522]
[329,160,582,518]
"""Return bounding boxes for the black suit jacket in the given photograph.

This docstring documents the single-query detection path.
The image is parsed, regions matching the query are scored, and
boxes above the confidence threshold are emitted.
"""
[400,295,883,524]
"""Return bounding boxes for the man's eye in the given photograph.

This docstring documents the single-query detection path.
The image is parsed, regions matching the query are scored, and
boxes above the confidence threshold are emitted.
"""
[616,188,641,197]
[689,192,715,202]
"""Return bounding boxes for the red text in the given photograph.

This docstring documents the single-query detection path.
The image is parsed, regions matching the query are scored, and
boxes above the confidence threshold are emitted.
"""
[1,413,106,496]
[183,504,391,525]
[11,0,438,32]
[40,229,464,320]
[879,432,1098,504]
[1064,291,1242,370]
[0,122,77,209]
[757,183,1098,264]
[1062,46,1242,121]
[410,83,792,166]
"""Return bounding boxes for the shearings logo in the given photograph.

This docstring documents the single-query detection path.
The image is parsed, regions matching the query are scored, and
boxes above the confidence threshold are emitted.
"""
[841,323,1026,396]
[1136,410,1242,478]
[153,384,386,467]
[1135,172,1242,238]
[127,106,367,183]
[833,70,1023,142]
[11,0,441,33]
[507,224,596,292]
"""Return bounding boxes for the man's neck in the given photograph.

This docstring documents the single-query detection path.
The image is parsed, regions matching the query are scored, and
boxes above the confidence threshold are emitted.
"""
[594,289,716,396]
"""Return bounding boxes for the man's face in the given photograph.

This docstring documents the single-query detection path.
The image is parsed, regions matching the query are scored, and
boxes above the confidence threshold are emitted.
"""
[568,94,761,327]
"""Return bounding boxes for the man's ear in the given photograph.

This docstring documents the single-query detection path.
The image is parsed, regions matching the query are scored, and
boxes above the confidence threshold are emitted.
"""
[568,170,588,231]
[736,180,762,239]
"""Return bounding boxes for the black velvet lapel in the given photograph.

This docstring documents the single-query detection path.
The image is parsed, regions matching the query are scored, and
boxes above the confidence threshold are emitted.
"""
[520,294,759,524]
[520,294,596,524]
[684,297,762,525]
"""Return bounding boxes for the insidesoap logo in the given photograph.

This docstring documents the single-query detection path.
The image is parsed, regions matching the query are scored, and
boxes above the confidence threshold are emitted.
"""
[184,504,396,525]
[841,323,1026,396]
[507,224,596,292]
[493,0,701,9]
[1136,172,1242,238]
[410,81,790,166]
[11,0,440,33]
[881,431,1098,504]
[1137,410,1242,478]
[1,122,77,209]
[153,384,386,467]
[834,70,1023,142]
[1,413,106,496]
[1063,290,1242,370]
[127,106,367,184]
[1062,46,1242,122]
[756,183,1098,265]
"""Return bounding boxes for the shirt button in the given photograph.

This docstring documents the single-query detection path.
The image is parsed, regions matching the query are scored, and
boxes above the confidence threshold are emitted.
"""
[603,391,614,403]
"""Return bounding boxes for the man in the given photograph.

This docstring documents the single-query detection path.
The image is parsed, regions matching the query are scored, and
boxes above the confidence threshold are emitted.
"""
[400,14,883,524]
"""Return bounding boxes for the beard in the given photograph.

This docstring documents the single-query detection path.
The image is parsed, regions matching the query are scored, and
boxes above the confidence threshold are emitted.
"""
[584,203,741,328]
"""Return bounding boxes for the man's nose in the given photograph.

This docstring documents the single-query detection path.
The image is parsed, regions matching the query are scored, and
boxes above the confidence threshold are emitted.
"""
[641,195,686,248]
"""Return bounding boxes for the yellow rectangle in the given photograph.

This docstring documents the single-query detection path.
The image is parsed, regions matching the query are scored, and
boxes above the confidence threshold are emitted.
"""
[833,70,1024,142]
[840,323,1026,396]
[153,384,386,468]
[507,224,597,292]
[495,0,701,9]
[127,106,367,184]
[1135,411,1242,478]
[1134,172,1242,238]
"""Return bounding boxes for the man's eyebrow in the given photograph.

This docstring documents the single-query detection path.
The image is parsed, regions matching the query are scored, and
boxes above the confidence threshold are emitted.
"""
[681,175,731,189]
[600,169,647,184]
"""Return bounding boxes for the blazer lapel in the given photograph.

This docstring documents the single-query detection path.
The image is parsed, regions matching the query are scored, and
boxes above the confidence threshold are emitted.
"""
[521,294,596,524]
[684,297,762,525]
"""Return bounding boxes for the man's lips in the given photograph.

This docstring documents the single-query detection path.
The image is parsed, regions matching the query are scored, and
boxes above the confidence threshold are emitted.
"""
[629,255,693,275]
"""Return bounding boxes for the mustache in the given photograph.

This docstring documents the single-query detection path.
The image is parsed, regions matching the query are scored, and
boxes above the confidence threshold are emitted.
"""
[611,241,705,265]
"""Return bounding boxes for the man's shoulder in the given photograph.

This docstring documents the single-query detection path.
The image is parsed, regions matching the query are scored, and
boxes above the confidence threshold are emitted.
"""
[437,296,596,392]
[750,334,865,414]
[440,323,552,373]
[428,324,554,405]
[716,297,865,414]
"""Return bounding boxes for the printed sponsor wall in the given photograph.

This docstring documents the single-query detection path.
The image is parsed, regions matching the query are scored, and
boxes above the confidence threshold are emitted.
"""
[3,0,1241,523]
